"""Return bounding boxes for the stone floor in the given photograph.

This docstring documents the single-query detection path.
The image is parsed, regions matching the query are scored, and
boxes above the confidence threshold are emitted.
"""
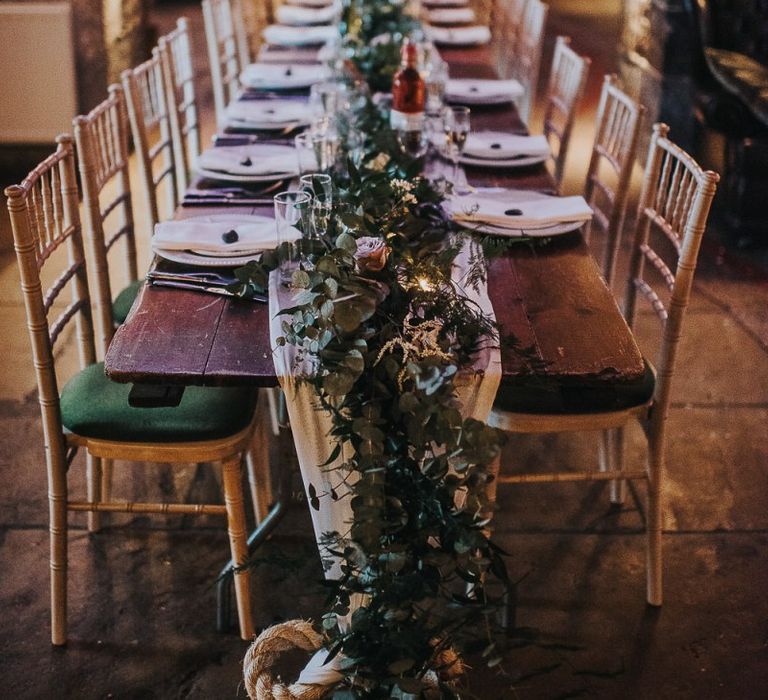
[1,2,767,698]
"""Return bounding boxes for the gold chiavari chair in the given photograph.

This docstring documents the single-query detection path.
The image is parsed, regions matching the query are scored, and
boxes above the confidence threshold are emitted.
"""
[488,124,719,606]
[505,0,547,123]
[158,18,201,197]
[202,0,250,128]
[542,36,591,193]
[583,74,644,285]
[5,137,258,644]
[121,49,179,227]
[491,0,528,82]
[73,84,138,353]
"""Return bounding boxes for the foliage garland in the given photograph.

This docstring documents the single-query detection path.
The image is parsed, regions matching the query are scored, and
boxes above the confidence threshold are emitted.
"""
[232,3,530,696]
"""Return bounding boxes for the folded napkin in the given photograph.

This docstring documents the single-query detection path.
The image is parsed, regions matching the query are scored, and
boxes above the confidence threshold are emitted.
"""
[153,220,300,253]
[427,7,476,24]
[224,99,310,126]
[446,193,593,228]
[446,78,524,102]
[463,132,550,159]
[425,25,492,46]
[263,24,339,46]
[240,62,329,89]
[276,2,339,26]
[197,145,297,176]
[286,0,335,7]
[258,46,323,64]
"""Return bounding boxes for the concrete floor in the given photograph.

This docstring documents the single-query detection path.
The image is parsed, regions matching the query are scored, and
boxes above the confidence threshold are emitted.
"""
[1,2,767,698]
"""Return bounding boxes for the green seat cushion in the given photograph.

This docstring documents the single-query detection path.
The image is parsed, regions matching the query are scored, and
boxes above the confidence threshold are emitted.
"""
[60,363,256,443]
[112,279,144,325]
[494,359,655,415]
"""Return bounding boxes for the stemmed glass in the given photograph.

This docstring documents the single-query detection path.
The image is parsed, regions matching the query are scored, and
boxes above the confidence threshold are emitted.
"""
[443,106,471,187]
[396,117,431,160]
[274,191,311,286]
[299,173,333,243]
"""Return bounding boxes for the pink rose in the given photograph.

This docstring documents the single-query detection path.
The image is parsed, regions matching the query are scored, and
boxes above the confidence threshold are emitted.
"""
[354,236,389,273]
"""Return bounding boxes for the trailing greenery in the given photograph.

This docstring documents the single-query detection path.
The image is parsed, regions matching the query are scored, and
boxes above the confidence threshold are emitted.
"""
[229,3,547,696]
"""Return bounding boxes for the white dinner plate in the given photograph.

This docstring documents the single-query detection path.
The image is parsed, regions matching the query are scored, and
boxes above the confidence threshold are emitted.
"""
[457,219,584,238]
[195,166,296,184]
[152,214,276,266]
[194,143,299,183]
[458,153,548,168]
[446,93,518,106]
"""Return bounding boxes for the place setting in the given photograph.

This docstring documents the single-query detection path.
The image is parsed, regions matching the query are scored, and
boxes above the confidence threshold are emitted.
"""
[222,96,312,132]
[459,131,551,167]
[275,0,341,26]
[444,188,593,237]
[239,62,331,92]
[424,24,492,46]
[445,77,525,105]
[426,6,476,25]
[262,23,339,47]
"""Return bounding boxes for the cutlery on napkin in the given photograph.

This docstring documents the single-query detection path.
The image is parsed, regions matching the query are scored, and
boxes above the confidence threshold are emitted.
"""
[423,0,470,6]
[424,25,492,46]
[427,7,476,24]
[224,99,310,127]
[445,78,524,102]
[153,219,300,253]
[463,133,550,160]
[263,24,339,46]
[446,193,593,228]
[196,146,297,176]
[240,62,329,89]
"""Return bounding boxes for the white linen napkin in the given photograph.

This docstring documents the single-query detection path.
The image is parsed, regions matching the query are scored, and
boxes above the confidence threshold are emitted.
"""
[197,146,297,176]
[257,45,323,64]
[224,99,310,126]
[425,25,492,46]
[427,7,476,24]
[276,2,339,26]
[463,132,550,159]
[240,62,329,89]
[286,0,334,6]
[153,220,300,253]
[446,78,524,102]
[263,24,339,46]
[446,193,593,228]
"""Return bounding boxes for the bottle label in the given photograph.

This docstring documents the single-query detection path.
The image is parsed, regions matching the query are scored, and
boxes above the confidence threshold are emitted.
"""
[390,109,424,130]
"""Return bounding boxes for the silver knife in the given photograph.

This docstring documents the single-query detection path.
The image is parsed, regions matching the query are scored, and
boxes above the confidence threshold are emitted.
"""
[148,279,268,302]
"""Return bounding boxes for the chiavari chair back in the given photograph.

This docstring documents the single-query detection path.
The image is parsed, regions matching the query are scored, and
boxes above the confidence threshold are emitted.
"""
[73,85,138,357]
[584,74,644,285]
[487,124,719,608]
[542,36,590,192]
[507,0,547,123]
[5,137,258,646]
[121,49,179,226]
[492,0,527,81]
[202,0,249,127]
[158,17,200,196]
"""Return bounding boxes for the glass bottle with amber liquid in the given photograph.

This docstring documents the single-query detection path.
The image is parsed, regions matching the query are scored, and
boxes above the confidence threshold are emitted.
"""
[390,39,428,158]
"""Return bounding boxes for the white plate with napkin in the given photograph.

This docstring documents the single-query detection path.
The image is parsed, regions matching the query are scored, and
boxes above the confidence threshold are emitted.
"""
[223,99,310,131]
[445,189,593,237]
[446,78,524,105]
[276,2,339,26]
[240,63,330,90]
[195,144,299,183]
[425,25,491,46]
[459,132,550,168]
[153,215,301,266]
[263,24,339,46]
[427,7,476,24]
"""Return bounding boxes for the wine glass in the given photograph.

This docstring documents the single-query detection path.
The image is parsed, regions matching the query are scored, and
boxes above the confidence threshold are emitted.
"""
[274,191,311,285]
[443,106,471,188]
[299,173,333,242]
[396,120,431,160]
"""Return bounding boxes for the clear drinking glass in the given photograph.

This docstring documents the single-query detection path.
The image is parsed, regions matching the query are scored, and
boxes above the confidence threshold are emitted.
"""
[443,106,471,187]
[425,60,448,112]
[309,81,340,119]
[274,191,311,285]
[311,132,340,172]
[396,114,431,160]
[299,173,333,241]
[295,132,319,175]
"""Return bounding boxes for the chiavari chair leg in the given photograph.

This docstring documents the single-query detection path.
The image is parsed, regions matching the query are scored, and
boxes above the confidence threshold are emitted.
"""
[85,454,102,532]
[646,440,664,606]
[101,458,114,503]
[222,454,254,639]
[50,461,69,645]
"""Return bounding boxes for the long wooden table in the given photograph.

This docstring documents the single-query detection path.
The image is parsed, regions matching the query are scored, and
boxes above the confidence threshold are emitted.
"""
[104,60,644,389]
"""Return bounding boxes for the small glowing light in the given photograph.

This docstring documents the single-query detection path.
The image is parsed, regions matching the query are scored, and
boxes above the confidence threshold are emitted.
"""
[417,277,434,292]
